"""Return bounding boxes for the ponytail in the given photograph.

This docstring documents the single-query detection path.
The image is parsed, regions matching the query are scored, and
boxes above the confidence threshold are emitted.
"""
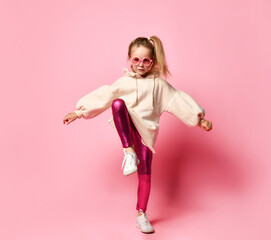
[149,36,171,80]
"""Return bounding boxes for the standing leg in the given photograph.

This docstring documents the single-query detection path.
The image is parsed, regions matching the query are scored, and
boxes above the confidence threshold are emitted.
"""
[130,121,153,213]
[132,122,155,233]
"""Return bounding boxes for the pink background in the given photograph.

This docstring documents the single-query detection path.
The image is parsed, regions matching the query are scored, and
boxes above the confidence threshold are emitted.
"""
[1,0,270,239]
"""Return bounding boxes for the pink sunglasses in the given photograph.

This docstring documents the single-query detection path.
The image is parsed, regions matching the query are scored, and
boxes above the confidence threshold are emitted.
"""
[130,56,153,67]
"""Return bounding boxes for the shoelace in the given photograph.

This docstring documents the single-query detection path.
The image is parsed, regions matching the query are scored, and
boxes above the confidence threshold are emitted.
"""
[139,210,151,225]
[142,214,150,224]
[121,152,135,170]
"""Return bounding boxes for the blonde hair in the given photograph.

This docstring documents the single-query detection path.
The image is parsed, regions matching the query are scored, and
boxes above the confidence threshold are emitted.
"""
[128,36,171,80]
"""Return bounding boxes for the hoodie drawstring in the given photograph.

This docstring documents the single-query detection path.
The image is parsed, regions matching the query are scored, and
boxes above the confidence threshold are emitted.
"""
[135,77,138,107]
[122,68,155,109]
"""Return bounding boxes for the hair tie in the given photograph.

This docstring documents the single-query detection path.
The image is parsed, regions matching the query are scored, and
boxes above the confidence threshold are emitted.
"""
[147,37,154,45]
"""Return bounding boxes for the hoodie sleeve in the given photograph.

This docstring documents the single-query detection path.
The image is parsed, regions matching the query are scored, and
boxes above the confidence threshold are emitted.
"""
[74,76,127,119]
[74,85,115,119]
[164,86,205,127]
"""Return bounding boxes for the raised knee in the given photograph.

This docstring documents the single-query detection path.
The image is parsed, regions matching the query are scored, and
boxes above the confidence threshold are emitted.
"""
[112,98,125,111]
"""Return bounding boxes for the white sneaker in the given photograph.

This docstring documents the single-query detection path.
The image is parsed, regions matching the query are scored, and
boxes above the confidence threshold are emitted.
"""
[121,149,140,176]
[136,209,155,233]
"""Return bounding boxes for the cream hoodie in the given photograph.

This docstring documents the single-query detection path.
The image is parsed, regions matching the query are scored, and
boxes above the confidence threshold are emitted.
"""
[74,68,205,153]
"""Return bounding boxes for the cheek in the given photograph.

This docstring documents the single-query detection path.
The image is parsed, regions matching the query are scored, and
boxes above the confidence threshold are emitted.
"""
[131,64,136,71]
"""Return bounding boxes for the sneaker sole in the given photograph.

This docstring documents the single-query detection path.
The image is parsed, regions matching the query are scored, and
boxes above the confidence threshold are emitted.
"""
[123,158,140,176]
[123,167,138,176]
[136,223,155,233]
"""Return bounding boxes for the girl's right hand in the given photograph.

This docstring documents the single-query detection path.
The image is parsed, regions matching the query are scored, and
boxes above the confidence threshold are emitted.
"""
[63,112,78,125]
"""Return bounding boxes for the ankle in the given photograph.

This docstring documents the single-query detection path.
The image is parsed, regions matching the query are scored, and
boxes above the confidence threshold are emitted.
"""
[124,146,135,153]
[138,209,145,216]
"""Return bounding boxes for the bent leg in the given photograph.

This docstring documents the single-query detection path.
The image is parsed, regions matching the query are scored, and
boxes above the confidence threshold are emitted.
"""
[111,99,133,148]
[111,99,152,212]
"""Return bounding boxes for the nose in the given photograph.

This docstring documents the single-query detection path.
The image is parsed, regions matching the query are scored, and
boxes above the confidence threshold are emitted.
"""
[139,61,144,66]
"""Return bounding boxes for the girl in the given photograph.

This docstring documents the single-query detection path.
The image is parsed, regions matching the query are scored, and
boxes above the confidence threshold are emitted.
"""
[63,36,213,234]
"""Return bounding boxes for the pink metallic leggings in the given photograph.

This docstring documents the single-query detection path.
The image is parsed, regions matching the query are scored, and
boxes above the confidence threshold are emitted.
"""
[111,99,152,212]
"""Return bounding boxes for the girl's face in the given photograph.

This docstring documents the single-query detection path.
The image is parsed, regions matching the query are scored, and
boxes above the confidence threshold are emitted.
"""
[130,45,153,78]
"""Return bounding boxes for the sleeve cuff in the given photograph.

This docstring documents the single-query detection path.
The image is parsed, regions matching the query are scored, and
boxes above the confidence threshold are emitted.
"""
[74,110,83,119]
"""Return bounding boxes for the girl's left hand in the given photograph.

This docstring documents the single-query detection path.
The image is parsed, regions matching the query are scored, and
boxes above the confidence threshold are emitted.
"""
[199,119,213,131]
